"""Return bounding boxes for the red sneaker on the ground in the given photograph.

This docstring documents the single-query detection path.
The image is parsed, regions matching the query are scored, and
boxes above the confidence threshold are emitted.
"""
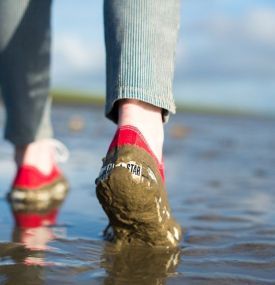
[8,139,69,228]
[7,165,69,227]
[96,125,181,247]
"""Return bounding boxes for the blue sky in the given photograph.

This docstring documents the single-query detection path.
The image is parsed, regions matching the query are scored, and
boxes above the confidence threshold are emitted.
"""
[51,0,275,115]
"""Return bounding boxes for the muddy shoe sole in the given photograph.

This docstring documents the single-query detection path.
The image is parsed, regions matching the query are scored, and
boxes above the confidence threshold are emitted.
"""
[7,177,69,213]
[96,145,181,248]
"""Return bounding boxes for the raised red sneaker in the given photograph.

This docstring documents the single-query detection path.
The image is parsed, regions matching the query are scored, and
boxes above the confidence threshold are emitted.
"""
[96,125,182,247]
[107,125,165,181]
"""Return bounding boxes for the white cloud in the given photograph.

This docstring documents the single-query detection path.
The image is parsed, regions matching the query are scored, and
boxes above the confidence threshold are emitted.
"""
[52,34,105,74]
[244,8,275,45]
[177,5,275,79]
[183,6,275,45]
[51,34,105,90]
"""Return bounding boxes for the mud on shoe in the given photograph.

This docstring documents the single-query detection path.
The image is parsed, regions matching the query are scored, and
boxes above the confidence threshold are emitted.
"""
[95,126,182,248]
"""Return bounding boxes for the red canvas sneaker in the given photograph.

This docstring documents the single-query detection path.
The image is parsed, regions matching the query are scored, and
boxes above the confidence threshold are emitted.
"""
[95,125,182,247]
[10,164,67,200]
[8,164,68,215]
[7,140,69,225]
[8,165,68,228]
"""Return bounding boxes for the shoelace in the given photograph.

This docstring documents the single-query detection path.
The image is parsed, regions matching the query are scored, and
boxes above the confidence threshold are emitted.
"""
[48,139,70,163]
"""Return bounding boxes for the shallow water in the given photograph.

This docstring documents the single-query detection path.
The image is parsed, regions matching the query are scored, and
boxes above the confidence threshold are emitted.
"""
[0,105,275,284]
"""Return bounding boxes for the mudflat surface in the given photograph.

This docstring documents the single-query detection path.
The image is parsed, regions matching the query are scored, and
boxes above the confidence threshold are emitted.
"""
[0,104,275,285]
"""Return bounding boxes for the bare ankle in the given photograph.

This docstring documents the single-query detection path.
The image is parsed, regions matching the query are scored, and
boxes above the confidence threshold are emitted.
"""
[118,100,164,162]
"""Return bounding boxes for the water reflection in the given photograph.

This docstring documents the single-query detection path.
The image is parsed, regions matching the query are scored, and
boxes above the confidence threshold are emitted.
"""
[12,214,56,263]
[101,244,181,285]
[10,191,67,251]
[0,246,45,285]
[0,187,68,284]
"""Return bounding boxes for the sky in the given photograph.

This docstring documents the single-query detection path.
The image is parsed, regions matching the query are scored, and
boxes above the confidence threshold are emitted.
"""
[51,0,275,115]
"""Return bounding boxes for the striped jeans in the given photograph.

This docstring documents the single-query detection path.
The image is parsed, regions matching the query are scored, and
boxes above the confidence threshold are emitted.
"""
[0,0,180,146]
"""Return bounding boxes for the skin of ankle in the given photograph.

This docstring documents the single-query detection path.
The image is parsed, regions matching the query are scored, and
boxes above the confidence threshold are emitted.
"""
[15,139,55,175]
[118,99,164,162]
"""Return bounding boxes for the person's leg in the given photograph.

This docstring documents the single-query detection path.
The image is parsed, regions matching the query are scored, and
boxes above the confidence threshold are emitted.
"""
[0,0,55,174]
[104,0,180,161]
[97,0,181,247]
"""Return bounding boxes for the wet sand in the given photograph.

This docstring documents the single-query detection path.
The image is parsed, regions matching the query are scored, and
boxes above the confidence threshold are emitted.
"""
[0,105,275,284]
